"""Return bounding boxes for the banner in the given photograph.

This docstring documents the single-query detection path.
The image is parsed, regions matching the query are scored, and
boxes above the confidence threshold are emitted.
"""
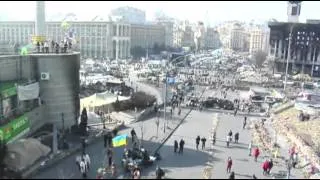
[112,134,128,147]
[17,82,40,101]
[0,115,30,144]
[1,86,17,98]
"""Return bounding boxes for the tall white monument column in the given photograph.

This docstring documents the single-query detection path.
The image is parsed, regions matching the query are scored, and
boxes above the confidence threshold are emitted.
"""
[35,1,46,37]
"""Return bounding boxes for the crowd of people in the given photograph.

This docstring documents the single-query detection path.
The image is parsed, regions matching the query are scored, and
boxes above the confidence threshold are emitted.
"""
[35,39,72,54]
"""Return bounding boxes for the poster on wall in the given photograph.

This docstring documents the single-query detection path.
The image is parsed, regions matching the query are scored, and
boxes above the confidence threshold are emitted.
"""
[2,98,12,118]
[17,82,40,101]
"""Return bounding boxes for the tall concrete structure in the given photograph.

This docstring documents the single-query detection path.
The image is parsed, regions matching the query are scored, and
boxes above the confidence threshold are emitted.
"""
[35,1,46,37]
[204,27,221,50]
[287,1,302,23]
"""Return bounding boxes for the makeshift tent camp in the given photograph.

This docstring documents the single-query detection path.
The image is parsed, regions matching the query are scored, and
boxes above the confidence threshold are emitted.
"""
[80,91,130,111]
[4,138,51,172]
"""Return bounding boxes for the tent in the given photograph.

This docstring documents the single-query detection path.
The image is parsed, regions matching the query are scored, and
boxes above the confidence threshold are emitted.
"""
[4,138,51,172]
[80,91,130,110]
[293,73,312,81]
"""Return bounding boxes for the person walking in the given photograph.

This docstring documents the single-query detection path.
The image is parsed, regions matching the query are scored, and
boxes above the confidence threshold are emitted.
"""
[253,147,260,162]
[196,136,200,150]
[243,116,247,129]
[248,141,253,156]
[286,159,292,179]
[179,139,185,154]
[201,137,207,150]
[83,152,91,171]
[228,130,233,142]
[234,132,239,143]
[252,174,257,179]
[268,159,273,174]
[292,153,298,168]
[229,171,235,179]
[174,140,178,153]
[226,157,233,173]
[262,159,270,175]
[107,148,113,167]
[79,157,87,179]
[155,166,165,179]
[131,128,137,143]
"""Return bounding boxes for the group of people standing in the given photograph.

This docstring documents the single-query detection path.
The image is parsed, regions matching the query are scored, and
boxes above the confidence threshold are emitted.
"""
[35,39,72,54]
[173,139,185,154]
[226,130,240,147]
[195,136,207,150]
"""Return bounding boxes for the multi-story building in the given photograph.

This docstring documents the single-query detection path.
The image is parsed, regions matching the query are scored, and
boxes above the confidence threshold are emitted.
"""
[249,26,265,54]
[130,23,165,49]
[173,20,194,48]
[204,27,221,50]
[230,23,246,51]
[268,22,320,76]
[0,21,35,45]
[110,6,146,24]
[0,21,130,60]
[155,19,174,48]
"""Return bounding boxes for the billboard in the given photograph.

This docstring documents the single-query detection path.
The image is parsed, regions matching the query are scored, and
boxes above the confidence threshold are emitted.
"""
[0,115,30,144]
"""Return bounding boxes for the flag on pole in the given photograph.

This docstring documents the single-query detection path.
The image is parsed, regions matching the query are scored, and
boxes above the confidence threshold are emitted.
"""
[112,134,128,147]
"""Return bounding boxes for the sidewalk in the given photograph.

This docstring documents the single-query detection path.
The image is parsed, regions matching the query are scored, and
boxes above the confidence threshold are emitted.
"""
[211,114,304,179]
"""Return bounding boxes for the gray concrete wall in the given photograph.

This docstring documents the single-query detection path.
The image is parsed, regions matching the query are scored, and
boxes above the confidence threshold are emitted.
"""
[34,53,80,128]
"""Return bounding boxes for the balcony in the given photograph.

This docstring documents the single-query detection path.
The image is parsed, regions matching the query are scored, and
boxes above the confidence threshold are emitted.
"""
[0,99,39,126]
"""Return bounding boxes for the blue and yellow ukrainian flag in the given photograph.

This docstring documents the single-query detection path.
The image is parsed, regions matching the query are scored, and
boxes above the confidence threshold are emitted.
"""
[112,134,128,147]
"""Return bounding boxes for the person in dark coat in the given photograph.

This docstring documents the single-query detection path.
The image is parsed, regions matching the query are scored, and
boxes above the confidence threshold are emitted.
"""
[227,157,233,173]
[131,128,137,143]
[196,136,200,150]
[243,116,247,129]
[234,132,239,143]
[36,41,40,53]
[201,137,207,150]
[178,139,185,154]
[268,159,273,174]
[174,140,178,153]
[229,171,235,179]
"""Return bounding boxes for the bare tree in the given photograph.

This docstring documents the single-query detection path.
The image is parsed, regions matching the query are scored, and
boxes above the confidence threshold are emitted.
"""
[253,50,268,71]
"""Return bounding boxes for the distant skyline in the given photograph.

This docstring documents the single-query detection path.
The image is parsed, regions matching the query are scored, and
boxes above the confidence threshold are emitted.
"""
[1,1,320,25]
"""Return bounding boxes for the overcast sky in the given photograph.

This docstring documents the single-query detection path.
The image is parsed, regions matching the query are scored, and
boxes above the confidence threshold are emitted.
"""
[0,1,319,24]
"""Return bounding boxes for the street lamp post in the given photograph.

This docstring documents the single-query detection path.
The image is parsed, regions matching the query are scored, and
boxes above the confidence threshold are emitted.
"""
[284,24,295,92]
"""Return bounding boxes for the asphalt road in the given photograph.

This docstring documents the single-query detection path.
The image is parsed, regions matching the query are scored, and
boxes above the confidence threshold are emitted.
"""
[31,107,188,179]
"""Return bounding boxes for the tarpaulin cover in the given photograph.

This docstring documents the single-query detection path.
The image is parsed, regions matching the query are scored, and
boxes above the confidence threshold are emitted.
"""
[17,82,40,101]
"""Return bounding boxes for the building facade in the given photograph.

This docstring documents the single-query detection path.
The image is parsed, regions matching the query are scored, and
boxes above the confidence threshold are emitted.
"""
[156,19,174,48]
[249,27,265,54]
[130,23,165,49]
[110,6,146,24]
[173,20,194,48]
[204,27,221,50]
[268,22,320,76]
[0,21,130,60]
[230,23,246,51]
